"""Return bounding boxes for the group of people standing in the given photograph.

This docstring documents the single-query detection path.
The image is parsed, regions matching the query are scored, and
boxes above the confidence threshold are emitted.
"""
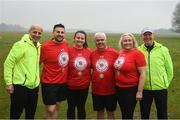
[4,23,173,119]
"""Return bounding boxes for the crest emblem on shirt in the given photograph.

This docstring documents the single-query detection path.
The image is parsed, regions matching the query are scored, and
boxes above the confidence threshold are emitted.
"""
[114,56,125,69]
[96,58,108,72]
[58,51,69,66]
[74,57,87,71]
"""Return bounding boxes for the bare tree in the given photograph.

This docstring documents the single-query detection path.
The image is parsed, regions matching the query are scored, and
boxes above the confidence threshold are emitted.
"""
[172,1,180,33]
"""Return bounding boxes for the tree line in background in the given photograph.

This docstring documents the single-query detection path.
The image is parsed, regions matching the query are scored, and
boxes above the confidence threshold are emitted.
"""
[172,1,180,33]
[0,1,180,33]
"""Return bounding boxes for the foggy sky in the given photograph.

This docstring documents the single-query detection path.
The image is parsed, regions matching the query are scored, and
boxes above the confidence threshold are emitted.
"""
[0,0,179,33]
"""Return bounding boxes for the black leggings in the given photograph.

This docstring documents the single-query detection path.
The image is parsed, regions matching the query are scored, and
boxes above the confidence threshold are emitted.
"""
[116,86,137,119]
[67,88,89,119]
[140,89,168,119]
[10,85,39,119]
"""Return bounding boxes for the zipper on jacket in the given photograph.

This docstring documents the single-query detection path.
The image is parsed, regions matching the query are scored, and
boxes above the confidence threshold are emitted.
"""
[23,74,27,85]
[34,47,39,88]
[148,50,152,90]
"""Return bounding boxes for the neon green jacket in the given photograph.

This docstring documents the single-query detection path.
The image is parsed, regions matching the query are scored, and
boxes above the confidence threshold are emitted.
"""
[139,41,173,90]
[4,34,41,89]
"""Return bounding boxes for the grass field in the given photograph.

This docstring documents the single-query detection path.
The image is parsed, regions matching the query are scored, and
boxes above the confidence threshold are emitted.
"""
[0,32,180,119]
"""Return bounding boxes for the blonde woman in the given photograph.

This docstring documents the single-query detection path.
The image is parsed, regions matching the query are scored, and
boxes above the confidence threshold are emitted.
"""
[114,33,146,119]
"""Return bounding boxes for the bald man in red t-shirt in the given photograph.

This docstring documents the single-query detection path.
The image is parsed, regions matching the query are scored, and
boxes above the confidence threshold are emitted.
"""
[91,33,118,119]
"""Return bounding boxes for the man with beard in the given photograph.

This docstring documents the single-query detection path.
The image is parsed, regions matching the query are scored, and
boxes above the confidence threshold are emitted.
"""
[40,23,69,119]
[4,24,43,119]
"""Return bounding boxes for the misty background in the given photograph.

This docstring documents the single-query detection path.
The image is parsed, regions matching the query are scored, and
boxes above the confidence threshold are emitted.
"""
[0,0,180,33]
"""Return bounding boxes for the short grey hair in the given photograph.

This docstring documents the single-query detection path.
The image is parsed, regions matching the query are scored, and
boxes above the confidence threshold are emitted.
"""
[94,32,107,39]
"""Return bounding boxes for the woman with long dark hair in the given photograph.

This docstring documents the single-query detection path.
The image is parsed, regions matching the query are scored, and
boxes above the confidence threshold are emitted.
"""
[67,30,91,119]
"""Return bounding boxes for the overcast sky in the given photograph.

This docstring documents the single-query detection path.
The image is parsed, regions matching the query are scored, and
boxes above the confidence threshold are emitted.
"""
[0,0,179,33]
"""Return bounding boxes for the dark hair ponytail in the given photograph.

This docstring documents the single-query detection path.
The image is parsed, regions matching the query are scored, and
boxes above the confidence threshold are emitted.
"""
[74,30,88,48]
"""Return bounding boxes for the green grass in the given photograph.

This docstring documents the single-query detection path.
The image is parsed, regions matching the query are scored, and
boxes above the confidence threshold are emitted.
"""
[0,32,180,119]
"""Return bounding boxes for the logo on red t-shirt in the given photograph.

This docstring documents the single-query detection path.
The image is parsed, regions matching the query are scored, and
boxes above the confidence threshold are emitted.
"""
[74,56,87,71]
[58,51,69,66]
[96,58,108,72]
[114,56,125,69]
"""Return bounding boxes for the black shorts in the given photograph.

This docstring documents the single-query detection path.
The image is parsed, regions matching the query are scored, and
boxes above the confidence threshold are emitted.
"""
[41,83,67,105]
[92,93,117,112]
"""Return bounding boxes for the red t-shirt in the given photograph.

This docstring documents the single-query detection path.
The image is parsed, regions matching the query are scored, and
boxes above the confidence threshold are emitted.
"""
[91,47,118,95]
[114,48,146,88]
[67,46,91,89]
[40,39,69,84]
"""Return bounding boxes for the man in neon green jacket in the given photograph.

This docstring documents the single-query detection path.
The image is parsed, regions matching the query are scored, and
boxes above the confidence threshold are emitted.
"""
[139,27,173,119]
[4,24,43,119]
